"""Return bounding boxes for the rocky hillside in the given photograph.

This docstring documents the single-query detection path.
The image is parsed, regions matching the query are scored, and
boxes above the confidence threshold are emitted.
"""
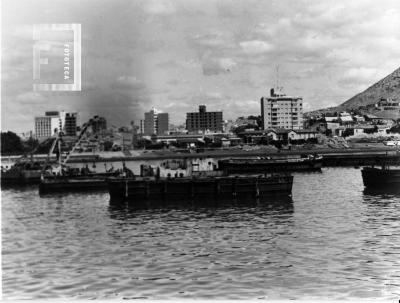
[308,66,400,115]
[339,66,400,110]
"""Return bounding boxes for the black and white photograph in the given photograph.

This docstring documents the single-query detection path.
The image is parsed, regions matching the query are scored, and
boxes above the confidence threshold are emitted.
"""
[1,0,400,300]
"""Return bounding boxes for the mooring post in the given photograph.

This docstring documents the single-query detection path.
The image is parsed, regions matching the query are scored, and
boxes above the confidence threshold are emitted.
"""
[163,182,167,199]
[255,178,259,198]
[145,181,149,199]
[232,177,237,198]
[190,180,194,198]
[215,179,220,198]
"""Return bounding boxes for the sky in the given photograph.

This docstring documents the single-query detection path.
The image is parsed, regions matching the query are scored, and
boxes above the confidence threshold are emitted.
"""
[2,0,400,133]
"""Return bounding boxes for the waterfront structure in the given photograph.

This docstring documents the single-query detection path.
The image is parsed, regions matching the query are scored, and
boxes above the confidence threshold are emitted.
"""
[186,105,223,133]
[143,108,169,135]
[260,88,303,130]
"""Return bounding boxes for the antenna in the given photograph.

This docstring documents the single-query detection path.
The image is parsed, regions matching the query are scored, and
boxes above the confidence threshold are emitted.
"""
[274,65,284,95]
[275,65,280,91]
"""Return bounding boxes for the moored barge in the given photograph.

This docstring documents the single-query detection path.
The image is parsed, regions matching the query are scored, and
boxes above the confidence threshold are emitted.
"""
[107,174,293,203]
[39,171,122,195]
[218,154,322,174]
[361,166,400,189]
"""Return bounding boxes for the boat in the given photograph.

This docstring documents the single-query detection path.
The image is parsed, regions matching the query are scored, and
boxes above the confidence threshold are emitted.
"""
[39,172,122,195]
[218,154,323,174]
[361,165,400,189]
[1,161,45,185]
[107,173,293,203]
[38,166,126,195]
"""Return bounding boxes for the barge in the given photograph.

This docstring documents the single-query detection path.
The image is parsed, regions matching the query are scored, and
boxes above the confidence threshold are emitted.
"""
[1,161,44,185]
[107,174,293,203]
[39,171,123,195]
[218,154,322,174]
[361,166,400,190]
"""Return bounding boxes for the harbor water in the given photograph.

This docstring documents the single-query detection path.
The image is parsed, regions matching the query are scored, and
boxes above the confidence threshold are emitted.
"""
[2,167,400,299]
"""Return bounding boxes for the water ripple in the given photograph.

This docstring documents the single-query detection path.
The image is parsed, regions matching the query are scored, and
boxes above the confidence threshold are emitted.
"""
[2,168,400,299]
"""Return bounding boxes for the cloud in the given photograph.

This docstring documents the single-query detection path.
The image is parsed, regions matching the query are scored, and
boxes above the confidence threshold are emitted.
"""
[142,0,176,15]
[15,92,46,104]
[337,67,386,90]
[239,40,274,55]
[201,56,236,76]
[111,76,145,90]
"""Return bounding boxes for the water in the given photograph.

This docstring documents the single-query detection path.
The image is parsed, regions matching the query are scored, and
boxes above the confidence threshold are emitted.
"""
[2,167,400,299]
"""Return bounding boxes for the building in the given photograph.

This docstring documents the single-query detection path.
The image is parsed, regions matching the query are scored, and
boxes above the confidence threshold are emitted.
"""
[186,105,223,133]
[91,116,107,133]
[34,111,65,139]
[260,88,303,130]
[64,112,78,136]
[143,108,169,135]
[375,98,400,111]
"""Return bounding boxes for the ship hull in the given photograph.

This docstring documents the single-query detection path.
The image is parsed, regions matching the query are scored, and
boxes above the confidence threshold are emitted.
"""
[361,167,400,189]
[38,172,119,194]
[1,169,42,185]
[107,175,293,204]
[218,157,322,174]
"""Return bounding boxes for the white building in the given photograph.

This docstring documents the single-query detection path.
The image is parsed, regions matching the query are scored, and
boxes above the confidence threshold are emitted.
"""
[34,111,66,139]
[261,88,303,130]
[34,110,77,139]
[143,107,169,135]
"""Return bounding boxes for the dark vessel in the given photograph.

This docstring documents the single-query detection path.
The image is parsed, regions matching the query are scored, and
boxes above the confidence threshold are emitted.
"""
[107,174,293,203]
[218,154,322,174]
[361,166,400,189]
[39,172,120,195]
[1,161,44,185]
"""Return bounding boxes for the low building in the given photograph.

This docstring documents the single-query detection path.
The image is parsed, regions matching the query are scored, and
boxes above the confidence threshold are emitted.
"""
[289,129,319,141]
[307,120,327,133]
[338,115,354,126]
[350,125,375,135]
[324,116,339,123]
[375,98,400,111]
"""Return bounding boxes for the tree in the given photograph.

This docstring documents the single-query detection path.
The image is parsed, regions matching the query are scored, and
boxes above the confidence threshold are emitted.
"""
[1,131,24,155]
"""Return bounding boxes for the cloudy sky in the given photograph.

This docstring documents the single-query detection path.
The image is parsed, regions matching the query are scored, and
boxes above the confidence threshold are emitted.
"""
[2,0,400,133]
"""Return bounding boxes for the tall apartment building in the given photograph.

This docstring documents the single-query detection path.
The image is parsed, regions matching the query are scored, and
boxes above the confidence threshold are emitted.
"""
[91,116,107,133]
[186,105,223,133]
[143,108,169,135]
[64,112,78,136]
[260,88,303,130]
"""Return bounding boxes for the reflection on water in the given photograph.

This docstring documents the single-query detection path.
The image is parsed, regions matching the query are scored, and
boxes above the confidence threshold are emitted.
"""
[2,167,400,299]
[109,195,294,212]
[363,187,400,197]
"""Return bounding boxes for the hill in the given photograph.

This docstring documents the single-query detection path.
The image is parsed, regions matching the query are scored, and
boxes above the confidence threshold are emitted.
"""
[308,66,400,115]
